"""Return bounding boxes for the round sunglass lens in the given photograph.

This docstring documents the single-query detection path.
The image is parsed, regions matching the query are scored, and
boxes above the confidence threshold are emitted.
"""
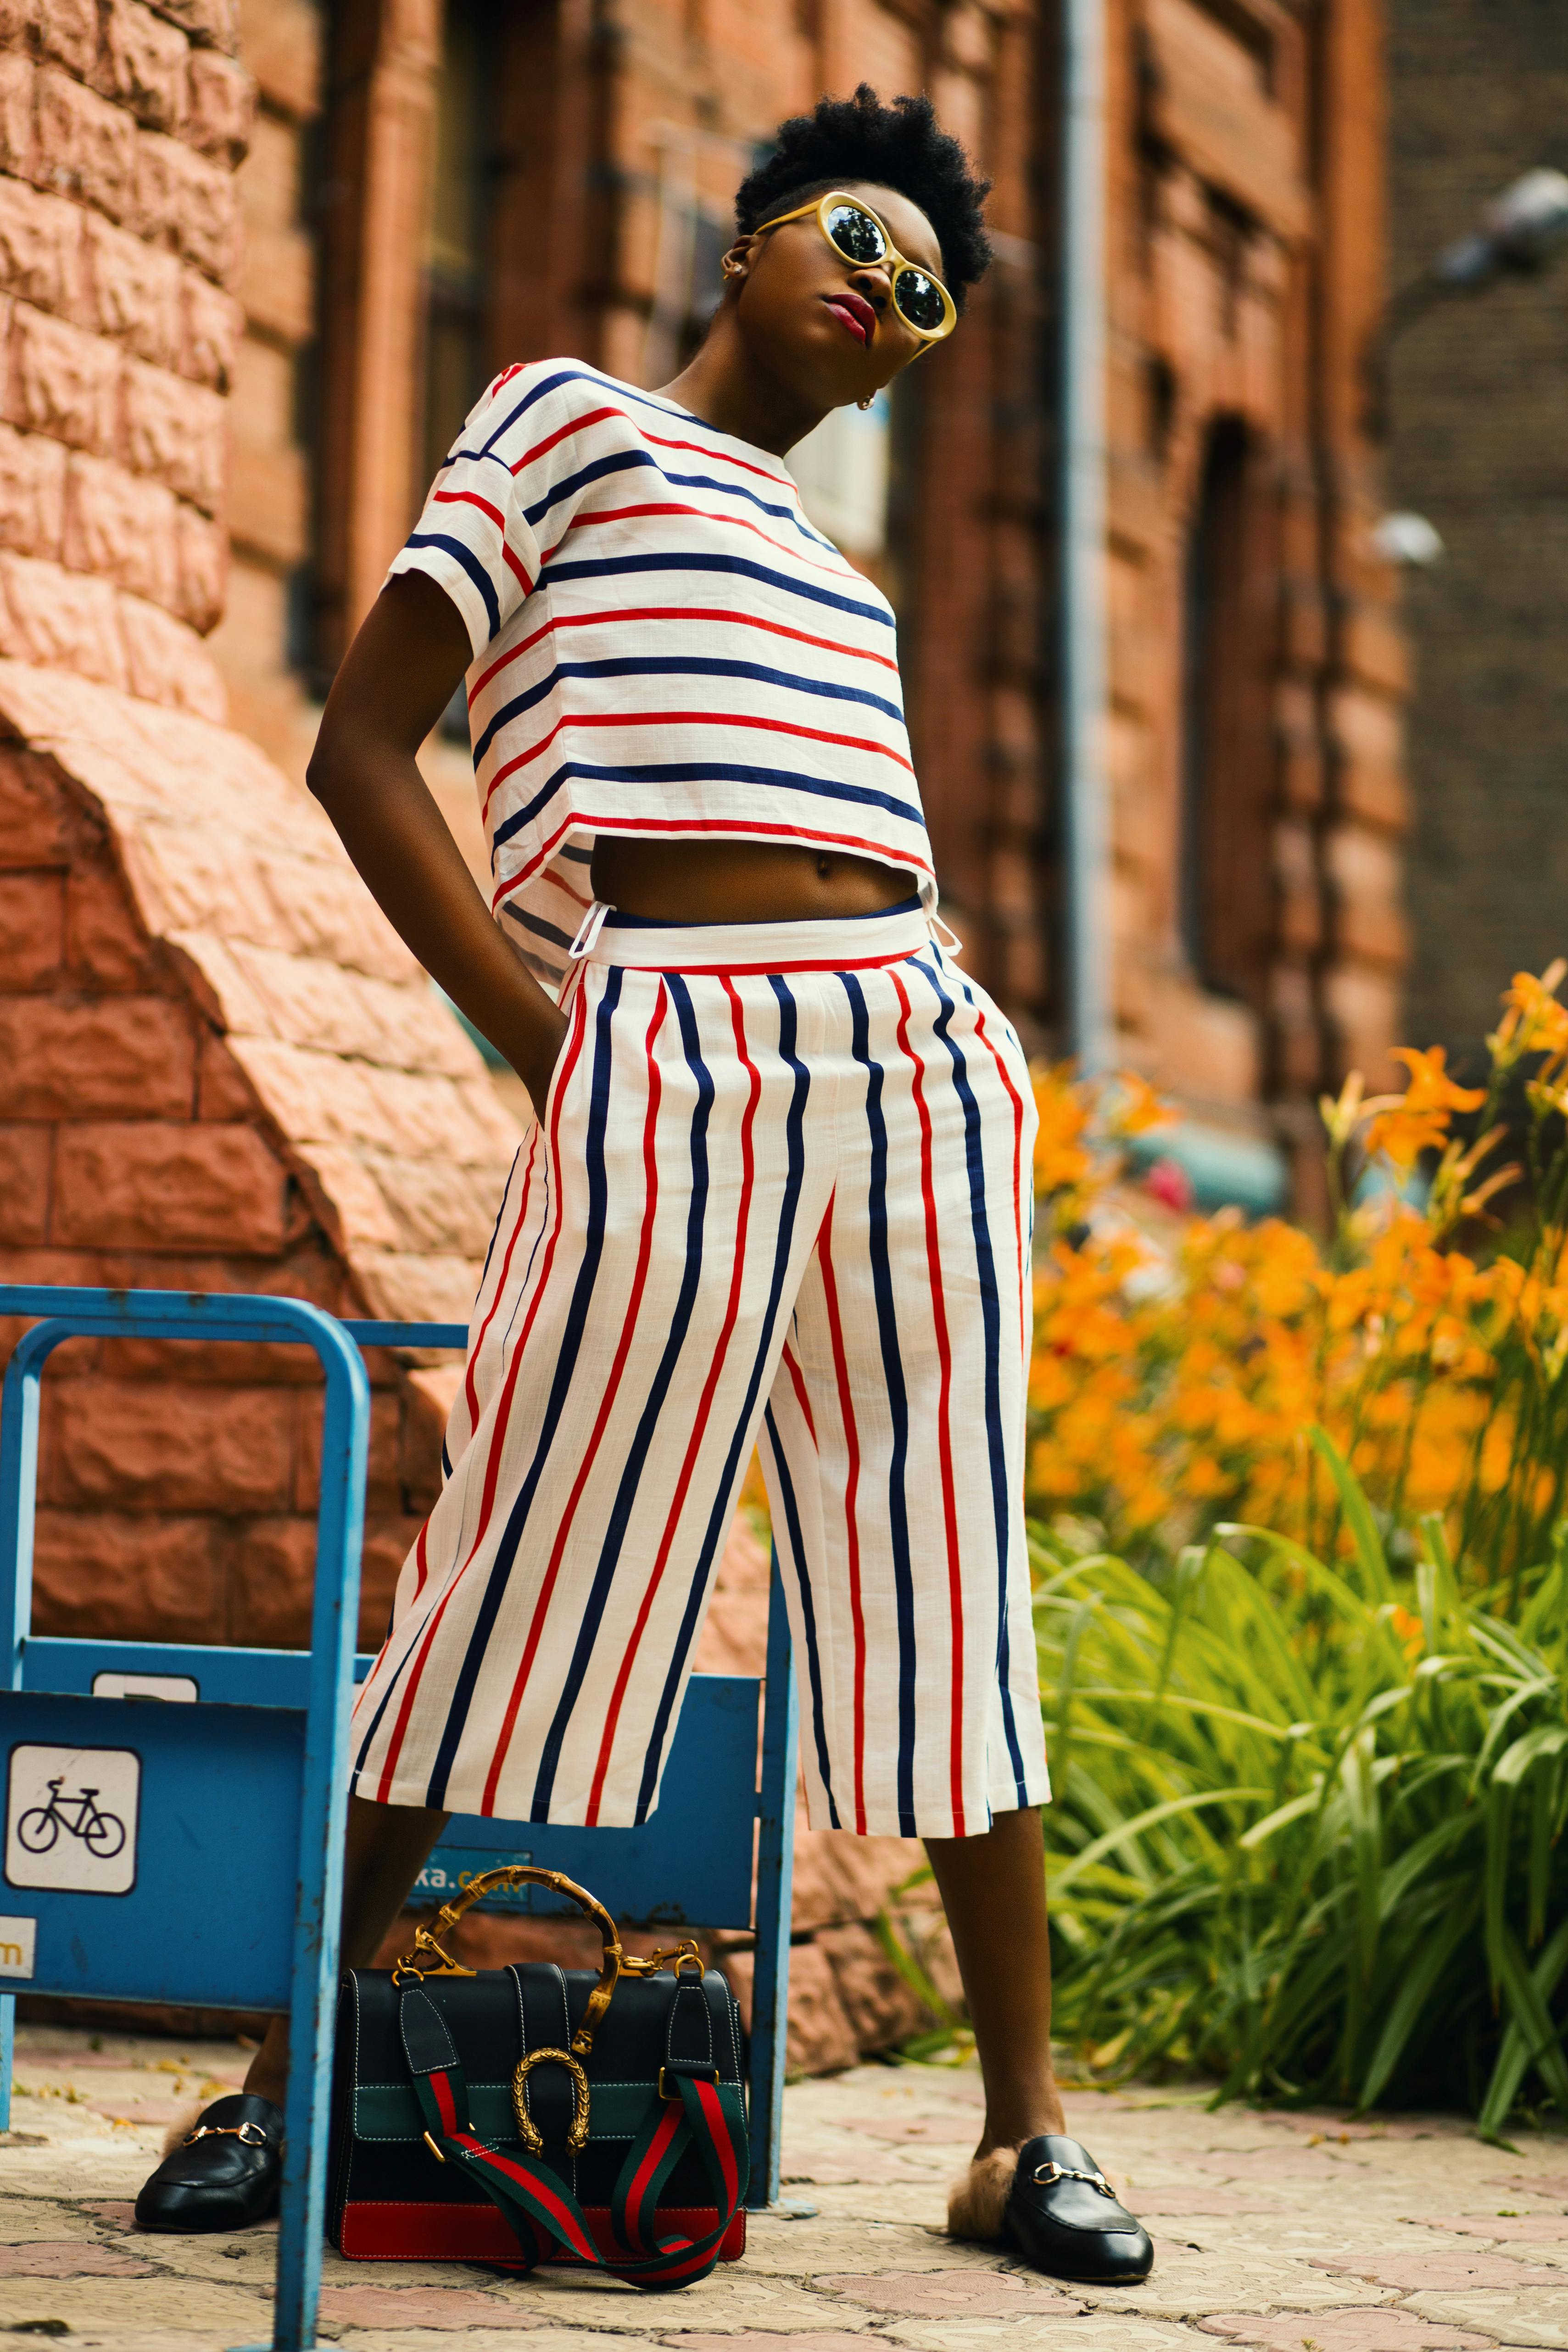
[825,203,887,265]
[896,270,946,332]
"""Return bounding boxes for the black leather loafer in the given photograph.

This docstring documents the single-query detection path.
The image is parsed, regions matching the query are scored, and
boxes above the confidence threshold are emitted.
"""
[1003,2133,1154,2282]
[134,2093,285,2233]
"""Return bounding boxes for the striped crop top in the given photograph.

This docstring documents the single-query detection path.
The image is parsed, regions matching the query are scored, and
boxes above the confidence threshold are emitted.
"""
[387,359,937,993]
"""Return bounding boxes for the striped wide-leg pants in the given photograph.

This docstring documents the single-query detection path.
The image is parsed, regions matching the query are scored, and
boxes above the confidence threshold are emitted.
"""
[349,899,1049,1839]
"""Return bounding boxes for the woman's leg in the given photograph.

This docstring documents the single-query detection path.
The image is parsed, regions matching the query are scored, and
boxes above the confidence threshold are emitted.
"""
[242,1795,449,2106]
[922,1804,1064,2156]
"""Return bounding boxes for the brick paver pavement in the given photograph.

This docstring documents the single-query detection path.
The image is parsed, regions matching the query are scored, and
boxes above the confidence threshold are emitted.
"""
[1,2025,1566,2350]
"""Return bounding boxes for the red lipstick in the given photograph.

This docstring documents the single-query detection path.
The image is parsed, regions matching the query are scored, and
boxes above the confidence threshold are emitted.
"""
[822,291,876,344]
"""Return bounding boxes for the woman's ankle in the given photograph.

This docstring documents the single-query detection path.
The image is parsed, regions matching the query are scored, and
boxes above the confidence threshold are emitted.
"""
[242,2020,290,2109]
[973,2084,1067,2162]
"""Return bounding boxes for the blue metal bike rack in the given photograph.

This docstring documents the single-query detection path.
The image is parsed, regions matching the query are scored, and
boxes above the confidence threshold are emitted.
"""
[0,1287,799,2350]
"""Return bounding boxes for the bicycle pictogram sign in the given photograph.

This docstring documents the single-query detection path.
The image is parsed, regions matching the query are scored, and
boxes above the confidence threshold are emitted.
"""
[6,1744,140,1896]
[16,1780,127,1860]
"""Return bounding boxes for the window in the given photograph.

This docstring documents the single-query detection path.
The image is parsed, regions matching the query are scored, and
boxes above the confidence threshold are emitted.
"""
[421,0,497,495]
[1179,413,1277,1008]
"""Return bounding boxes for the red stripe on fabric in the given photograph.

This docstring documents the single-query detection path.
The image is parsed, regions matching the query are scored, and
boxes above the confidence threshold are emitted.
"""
[430,489,534,597]
[471,612,558,699]
[453,2135,597,2262]
[434,486,505,529]
[495,813,932,906]
[470,603,898,705]
[369,989,588,1803]
[479,983,671,1814]
[778,1341,818,1447]
[480,703,910,821]
[428,2070,458,2133]
[507,397,794,500]
[815,1196,867,1833]
[891,967,965,1834]
[510,405,625,474]
[585,975,762,1823]
[407,1518,431,1606]
[971,1007,1028,1362]
[565,501,855,580]
[694,2078,739,2207]
[622,2101,683,2248]
[537,863,593,911]
[462,1127,540,1439]
[638,427,795,489]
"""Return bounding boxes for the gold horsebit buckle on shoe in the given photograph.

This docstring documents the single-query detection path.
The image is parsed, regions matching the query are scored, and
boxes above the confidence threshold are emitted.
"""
[1032,2160,1116,2196]
[183,2121,271,2149]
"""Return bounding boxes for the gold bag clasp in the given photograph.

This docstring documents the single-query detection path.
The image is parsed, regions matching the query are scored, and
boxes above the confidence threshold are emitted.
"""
[512,2046,591,2154]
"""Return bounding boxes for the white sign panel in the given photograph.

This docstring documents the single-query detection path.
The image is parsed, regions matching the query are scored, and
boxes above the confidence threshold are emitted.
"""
[5,1744,140,1896]
[91,1672,198,1703]
[0,1918,35,1978]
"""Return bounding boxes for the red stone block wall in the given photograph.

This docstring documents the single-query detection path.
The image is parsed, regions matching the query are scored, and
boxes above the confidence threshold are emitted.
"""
[0,723,448,1652]
[0,0,246,720]
[0,0,481,1654]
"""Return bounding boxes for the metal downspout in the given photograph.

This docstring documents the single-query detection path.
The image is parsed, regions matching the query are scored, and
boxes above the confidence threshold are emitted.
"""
[1059,0,1110,1072]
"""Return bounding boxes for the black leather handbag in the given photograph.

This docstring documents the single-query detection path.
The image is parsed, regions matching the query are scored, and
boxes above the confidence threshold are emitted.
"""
[327,1864,749,2285]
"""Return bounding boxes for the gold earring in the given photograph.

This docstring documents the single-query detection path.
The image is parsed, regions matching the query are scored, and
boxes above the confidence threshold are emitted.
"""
[723,257,742,279]
[857,394,872,411]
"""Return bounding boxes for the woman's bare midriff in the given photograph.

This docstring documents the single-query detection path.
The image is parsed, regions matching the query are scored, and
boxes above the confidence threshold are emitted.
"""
[590,836,914,924]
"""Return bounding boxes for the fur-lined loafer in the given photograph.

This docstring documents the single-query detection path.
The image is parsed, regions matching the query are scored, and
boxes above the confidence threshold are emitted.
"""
[1002,2134,1153,2282]
[134,2093,284,2232]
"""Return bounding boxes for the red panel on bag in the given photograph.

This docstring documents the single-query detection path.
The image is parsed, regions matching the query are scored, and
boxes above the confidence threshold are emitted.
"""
[340,2200,747,2265]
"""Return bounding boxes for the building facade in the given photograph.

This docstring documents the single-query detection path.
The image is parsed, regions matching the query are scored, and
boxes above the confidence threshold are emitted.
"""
[0,0,1404,2050]
[223,0,1405,1210]
[1387,0,1568,1072]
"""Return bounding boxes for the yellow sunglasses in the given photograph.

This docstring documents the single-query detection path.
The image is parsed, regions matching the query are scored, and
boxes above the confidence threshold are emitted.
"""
[754,191,957,342]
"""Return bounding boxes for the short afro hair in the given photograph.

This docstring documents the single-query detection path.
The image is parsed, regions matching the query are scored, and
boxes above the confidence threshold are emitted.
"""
[735,85,992,308]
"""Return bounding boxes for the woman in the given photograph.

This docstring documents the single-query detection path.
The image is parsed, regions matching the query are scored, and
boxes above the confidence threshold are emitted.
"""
[137,85,1151,2285]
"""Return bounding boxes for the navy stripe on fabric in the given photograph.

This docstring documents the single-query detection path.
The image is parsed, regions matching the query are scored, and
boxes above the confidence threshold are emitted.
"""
[519,446,653,524]
[475,363,802,490]
[405,531,501,637]
[504,904,575,952]
[472,653,905,766]
[517,441,829,550]
[421,968,623,1809]
[633,978,812,1823]
[490,758,924,855]
[539,552,894,630]
[839,972,919,1836]
[762,1399,840,1829]
[526,979,717,1820]
[428,447,513,490]
[914,955,1029,1807]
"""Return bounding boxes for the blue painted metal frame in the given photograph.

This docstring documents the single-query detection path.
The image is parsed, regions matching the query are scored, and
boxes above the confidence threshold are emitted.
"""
[0,1285,370,2352]
[0,1286,799,2339]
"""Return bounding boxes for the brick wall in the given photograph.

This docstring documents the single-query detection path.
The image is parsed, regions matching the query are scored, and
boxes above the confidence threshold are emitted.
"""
[1387,0,1568,1062]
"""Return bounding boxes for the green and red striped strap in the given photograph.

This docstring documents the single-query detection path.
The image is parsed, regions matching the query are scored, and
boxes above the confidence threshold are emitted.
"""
[408,2049,748,2287]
